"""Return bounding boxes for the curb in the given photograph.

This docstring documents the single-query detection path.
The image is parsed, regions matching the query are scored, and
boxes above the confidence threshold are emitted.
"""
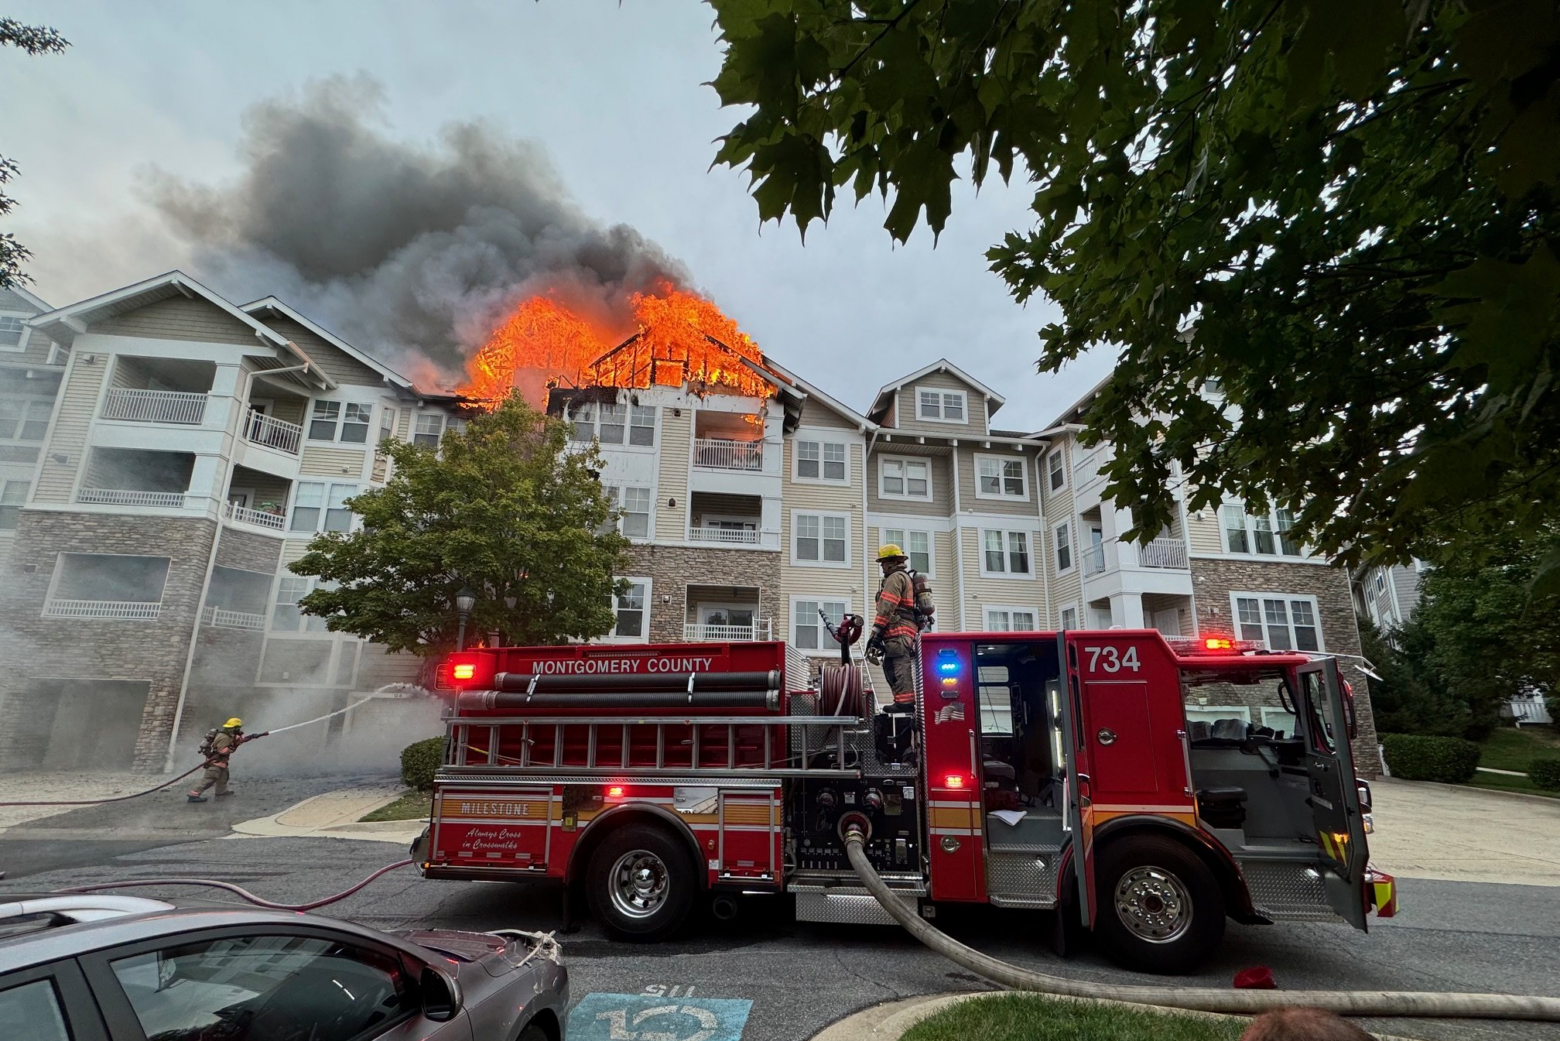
[1409,779,1560,805]
[229,788,423,844]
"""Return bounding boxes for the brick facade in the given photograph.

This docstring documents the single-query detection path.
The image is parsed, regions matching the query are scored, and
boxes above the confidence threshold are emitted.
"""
[620,545,783,644]
[1190,557,1382,776]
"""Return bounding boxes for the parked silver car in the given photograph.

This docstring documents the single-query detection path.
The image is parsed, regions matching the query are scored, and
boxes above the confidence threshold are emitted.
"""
[0,894,567,1041]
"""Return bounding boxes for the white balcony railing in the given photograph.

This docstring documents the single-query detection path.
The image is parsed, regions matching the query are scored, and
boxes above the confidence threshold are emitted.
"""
[244,407,303,455]
[101,387,208,425]
[684,620,773,642]
[78,488,187,508]
[688,525,770,547]
[1141,536,1189,569]
[43,599,162,620]
[201,605,267,631]
[1082,545,1107,576]
[1510,693,1554,727]
[692,438,764,472]
[226,501,287,530]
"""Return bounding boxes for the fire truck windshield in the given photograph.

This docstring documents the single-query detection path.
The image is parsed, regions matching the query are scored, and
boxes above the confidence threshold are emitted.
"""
[1180,670,1300,741]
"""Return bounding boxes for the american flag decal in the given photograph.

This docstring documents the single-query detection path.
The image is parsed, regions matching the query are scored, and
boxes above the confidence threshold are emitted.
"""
[935,703,965,724]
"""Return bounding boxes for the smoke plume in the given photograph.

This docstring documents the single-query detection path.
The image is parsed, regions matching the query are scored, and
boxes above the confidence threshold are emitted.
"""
[142,75,687,385]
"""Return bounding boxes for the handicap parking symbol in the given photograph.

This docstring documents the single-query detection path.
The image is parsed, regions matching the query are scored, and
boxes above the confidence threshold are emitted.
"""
[569,993,753,1041]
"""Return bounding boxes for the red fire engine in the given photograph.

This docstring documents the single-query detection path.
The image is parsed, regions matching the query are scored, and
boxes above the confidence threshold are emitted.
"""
[413,628,1396,973]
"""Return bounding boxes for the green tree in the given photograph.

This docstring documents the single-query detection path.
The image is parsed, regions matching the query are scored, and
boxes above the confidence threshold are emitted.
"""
[1,18,69,289]
[707,1,1560,580]
[291,392,629,655]
[1358,618,1469,738]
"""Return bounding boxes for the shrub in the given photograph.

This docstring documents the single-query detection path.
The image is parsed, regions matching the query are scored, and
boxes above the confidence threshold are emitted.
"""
[400,737,445,791]
[1531,758,1560,792]
[1381,734,1481,783]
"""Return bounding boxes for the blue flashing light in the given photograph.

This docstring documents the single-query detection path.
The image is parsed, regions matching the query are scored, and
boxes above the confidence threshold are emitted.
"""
[938,661,960,674]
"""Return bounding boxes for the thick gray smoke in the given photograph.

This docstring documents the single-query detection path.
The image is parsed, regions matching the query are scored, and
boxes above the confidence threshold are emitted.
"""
[142,75,687,384]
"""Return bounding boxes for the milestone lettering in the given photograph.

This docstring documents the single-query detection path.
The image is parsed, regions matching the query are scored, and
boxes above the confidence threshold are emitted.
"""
[457,800,533,817]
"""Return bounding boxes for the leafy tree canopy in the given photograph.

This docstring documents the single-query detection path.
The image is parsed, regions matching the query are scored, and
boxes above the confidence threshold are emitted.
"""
[708,0,1560,581]
[1,18,69,289]
[291,393,629,656]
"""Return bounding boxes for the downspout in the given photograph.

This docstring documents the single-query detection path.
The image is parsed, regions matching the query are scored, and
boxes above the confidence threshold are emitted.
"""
[863,425,878,618]
[1034,447,1049,627]
[951,442,966,631]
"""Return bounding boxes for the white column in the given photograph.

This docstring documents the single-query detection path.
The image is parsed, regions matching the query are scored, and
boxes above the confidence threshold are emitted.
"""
[1109,592,1146,629]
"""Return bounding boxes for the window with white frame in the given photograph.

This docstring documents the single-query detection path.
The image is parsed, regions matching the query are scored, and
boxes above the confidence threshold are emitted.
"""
[413,413,445,447]
[339,403,371,443]
[568,401,655,447]
[916,387,967,423]
[378,407,395,443]
[0,314,28,350]
[881,528,932,574]
[0,397,51,442]
[1221,504,1303,556]
[1054,522,1072,572]
[610,578,651,639]
[307,401,339,441]
[984,606,1037,632]
[1233,593,1322,652]
[0,478,28,529]
[794,511,849,566]
[290,482,356,533]
[976,454,1028,499]
[604,485,652,539]
[629,405,655,446]
[272,575,333,633]
[794,598,849,651]
[1047,448,1066,491]
[1060,605,1079,630]
[982,529,1032,576]
[795,438,848,482]
[879,456,931,499]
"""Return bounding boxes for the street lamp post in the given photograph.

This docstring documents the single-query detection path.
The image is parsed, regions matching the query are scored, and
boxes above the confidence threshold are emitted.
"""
[455,585,477,651]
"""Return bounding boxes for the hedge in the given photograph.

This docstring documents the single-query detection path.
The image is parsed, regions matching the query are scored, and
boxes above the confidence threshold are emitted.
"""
[1531,758,1560,792]
[401,737,445,792]
[1381,734,1481,783]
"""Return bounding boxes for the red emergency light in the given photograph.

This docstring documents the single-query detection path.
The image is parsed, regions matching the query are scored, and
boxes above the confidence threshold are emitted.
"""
[452,663,476,681]
[442,651,495,691]
[1203,637,1234,651]
[607,785,625,798]
[944,774,966,790]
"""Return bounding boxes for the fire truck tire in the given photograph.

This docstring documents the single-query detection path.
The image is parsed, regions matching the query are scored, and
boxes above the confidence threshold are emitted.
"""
[586,824,697,941]
[1094,835,1224,974]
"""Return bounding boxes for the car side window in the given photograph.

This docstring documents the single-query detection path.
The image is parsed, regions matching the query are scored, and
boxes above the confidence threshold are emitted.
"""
[109,933,415,1041]
[0,978,72,1041]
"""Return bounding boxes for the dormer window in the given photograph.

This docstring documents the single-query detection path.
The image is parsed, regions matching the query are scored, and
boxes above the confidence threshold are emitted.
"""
[916,388,967,423]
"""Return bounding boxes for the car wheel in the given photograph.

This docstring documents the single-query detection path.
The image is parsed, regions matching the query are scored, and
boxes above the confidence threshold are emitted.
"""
[1094,834,1224,974]
[587,823,697,941]
[516,1024,551,1041]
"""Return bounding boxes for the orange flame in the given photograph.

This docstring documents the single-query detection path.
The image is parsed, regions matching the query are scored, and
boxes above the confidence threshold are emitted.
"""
[460,283,770,406]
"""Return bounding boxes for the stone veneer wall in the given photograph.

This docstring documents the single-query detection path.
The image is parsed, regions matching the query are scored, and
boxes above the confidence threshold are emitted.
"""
[620,544,783,645]
[0,511,220,770]
[1190,557,1382,777]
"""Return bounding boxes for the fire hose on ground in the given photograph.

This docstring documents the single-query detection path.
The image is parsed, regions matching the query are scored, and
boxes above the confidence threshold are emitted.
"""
[840,826,1560,1024]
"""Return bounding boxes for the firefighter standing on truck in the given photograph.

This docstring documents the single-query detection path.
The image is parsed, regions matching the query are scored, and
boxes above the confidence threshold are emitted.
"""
[188,718,245,803]
[867,544,934,712]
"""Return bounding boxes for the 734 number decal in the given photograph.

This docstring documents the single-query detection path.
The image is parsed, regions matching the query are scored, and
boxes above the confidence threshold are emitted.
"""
[1084,644,1140,673]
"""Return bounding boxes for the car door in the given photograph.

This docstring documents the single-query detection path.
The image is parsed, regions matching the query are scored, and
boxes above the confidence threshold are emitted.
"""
[79,925,470,1041]
[1296,659,1370,929]
[0,961,110,1041]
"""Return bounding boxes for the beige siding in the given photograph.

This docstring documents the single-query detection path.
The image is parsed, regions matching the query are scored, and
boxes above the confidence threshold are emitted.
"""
[779,440,866,647]
[300,446,366,477]
[2,289,64,367]
[795,395,859,431]
[1187,499,1224,555]
[281,539,312,565]
[655,407,692,540]
[1038,440,1079,622]
[866,450,953,517]
[891,369,990,436]
[954,449,1039,517]
[240,471,292,506]
[355,643,423,689]
[32,358,107,503]
[259,317,384,387]
[267,396,308,427]
[960,527,1046,626]
[394,409,412,439]
[109,358,140,390]
[866,523,958,626]
[92,296,257,345]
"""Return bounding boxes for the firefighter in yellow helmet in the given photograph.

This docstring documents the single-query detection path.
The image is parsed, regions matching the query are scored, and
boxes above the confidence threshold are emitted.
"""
[188,717,245,803]
[868,544,923,711]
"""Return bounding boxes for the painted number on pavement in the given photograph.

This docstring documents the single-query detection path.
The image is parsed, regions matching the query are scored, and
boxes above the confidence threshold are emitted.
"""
[569,993,753,1041]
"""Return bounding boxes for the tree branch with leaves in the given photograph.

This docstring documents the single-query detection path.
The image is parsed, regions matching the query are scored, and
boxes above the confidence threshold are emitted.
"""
[1,17,69,289]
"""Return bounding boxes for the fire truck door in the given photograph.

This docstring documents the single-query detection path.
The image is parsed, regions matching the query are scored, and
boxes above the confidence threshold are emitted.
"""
[1058,632,1093,927]
[1297,660,1369,929]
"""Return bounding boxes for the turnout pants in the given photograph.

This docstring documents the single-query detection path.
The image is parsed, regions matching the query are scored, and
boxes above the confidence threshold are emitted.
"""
[193,764,230,796]
[882,635,919,708]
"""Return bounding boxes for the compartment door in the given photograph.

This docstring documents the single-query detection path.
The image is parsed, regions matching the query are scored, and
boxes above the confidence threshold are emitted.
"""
[430,786,553,871]
[1297,661,1369,928]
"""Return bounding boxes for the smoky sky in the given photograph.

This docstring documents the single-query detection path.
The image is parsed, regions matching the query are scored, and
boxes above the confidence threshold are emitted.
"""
[142,75,687,382]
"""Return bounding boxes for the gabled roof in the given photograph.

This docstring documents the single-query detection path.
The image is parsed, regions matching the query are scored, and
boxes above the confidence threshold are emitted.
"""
[27,271,332,389]
[2,285,52,313]
[242,296,418,393]
[868,358,1008,422]
[1038,370,1113,432]
[763,356,879,432]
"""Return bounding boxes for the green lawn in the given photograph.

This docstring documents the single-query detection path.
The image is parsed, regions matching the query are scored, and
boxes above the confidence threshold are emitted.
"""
[359,790,431,822]
[1476,725,1560,772]
[899,995,1244,1041]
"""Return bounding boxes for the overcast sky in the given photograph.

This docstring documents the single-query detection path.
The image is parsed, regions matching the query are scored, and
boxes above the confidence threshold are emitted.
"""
[1,1,1111,431]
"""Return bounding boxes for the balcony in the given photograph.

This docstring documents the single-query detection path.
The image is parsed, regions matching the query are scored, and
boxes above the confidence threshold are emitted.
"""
[244,406,303,456]
[43,599,162,621]
[202,605,267,631]
[101,388,208,425]
[687,526,780,549]
[225,500,286,531]
[693,438,765,472]
[77,488,186,508]
[1082,544,1107,576]
[1141,536,1189,569]
[684,619,773,642]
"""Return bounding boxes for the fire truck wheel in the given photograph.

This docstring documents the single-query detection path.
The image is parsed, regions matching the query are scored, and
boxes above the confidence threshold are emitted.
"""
[1095,835,1224,974]
[587,824,697,941]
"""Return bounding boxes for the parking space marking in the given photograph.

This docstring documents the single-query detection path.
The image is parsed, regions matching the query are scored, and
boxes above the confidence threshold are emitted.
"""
[569,992,753,1041]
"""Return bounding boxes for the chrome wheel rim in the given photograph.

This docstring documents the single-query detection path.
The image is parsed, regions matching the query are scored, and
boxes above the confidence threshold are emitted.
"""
[610,850,670,919]
[1113,865,1193,943]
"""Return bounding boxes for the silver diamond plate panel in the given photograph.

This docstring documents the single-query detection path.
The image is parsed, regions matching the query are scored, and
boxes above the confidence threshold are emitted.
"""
[793,887,918,926]
[1241,860,1345,922]
[787,693,915,776]
[984,851,1059,906]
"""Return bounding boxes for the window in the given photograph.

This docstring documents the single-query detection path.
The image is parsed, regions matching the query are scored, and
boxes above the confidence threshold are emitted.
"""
[794,511,849,566]
[916,387,967,422]
[1233,593,1322,652]
[976,454,1027,499]
[606,485,652,538]
[882,528,932,574]
[1374,570,1387,594]
[0,315,26,350]
[1047,449,1066,491]
[794,598,848,650]
[307,400,340,440]
[51,553,170,604]
[629,404,656,446]
[982,529,1032,576]
[599,402,627,444]
[0,398,51,442]
[290,482,356,533]
[796,438,848,482]
[984,607,1037,632]
[611,579,650,639]
[880,456,931,499]
[0,979,69,1041]
[378,407,395,442]
[1060,606,1079,630]
[1275,508,1300,555]
[570,402,596,441]
[273,574,332,632]
[1054,523,1072,572]
[413,413,445,447]
[339,402,371,443]
[1221,504,1248,554]
[109,934,413,1041]
[1222,503,1304,556]
[0,479,26,529]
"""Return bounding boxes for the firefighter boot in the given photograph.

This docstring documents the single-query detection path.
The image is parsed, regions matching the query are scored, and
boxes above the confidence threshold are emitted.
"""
[187,792,208,803]
[214,791,235,799]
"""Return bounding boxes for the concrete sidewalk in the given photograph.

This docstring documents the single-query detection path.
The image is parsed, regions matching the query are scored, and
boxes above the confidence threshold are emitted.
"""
[230,784,425,845]
[0,772,180,831]
[1367,777,1560,886]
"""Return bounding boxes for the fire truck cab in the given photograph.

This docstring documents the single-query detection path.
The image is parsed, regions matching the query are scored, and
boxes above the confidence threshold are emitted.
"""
[415,628,1394,973]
